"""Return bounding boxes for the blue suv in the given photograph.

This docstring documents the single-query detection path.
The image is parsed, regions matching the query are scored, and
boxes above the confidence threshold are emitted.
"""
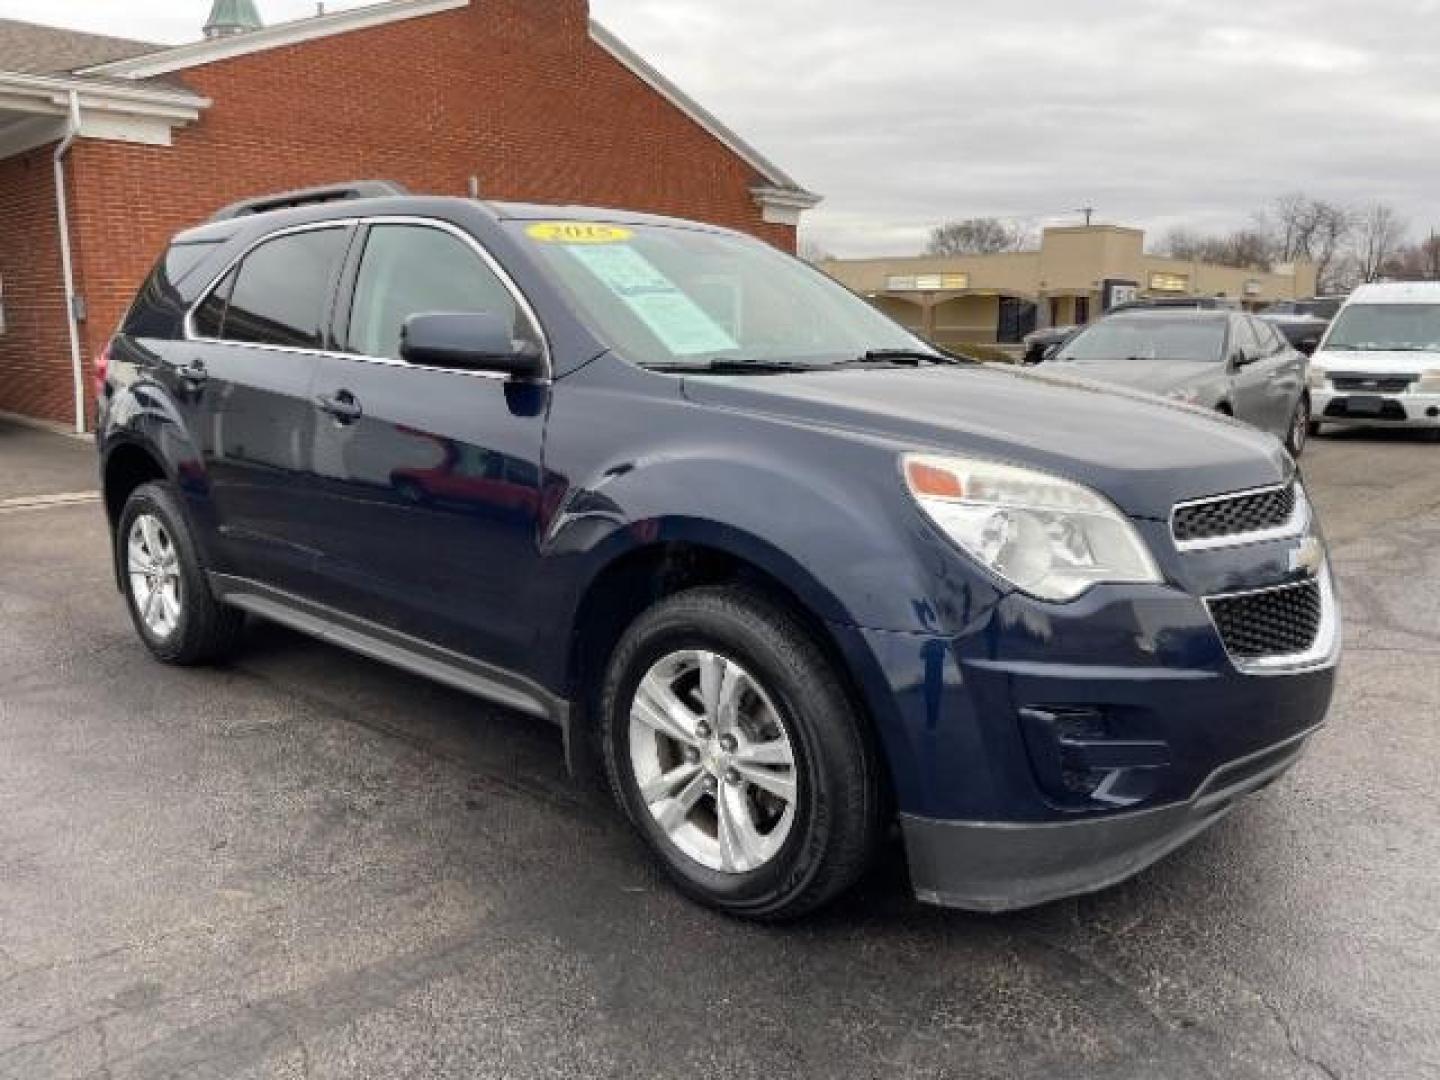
[98,184,1340,919]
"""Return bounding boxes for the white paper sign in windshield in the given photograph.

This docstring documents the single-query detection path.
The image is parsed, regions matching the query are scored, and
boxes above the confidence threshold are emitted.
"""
[565,244,740,357]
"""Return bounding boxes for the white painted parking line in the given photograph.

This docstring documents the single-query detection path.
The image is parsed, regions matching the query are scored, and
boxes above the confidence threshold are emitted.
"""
[0,491,102,515]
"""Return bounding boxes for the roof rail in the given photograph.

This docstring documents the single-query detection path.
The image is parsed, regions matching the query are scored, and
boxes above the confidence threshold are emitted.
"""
[208,180,410,222]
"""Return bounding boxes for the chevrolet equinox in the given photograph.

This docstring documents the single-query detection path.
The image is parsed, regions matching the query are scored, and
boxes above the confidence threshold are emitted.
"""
[97,183,1341,919]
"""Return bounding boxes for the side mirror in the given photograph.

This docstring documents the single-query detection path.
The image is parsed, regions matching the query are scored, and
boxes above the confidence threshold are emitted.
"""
[400,312,544,379]
[1230,349,1256,370]
[1298,337,1320,357]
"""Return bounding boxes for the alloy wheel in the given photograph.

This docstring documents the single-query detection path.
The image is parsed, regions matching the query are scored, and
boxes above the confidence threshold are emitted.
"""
[127,514,183,640]
[628,649,799,874]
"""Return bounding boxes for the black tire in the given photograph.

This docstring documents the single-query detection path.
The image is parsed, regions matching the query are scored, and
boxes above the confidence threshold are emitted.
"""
[117,481,245,666]
[600,586,883,921]
[1287,396,1311,458]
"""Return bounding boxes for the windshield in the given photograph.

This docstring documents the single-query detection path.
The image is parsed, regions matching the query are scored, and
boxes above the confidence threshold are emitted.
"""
[1053,316,1227,363]
[1324,303,1440,352]
[508,221,937,369]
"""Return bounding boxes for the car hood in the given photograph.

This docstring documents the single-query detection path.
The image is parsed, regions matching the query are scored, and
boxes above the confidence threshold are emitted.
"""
[681,364,1289,520]
[1037,358,1222,398]
[1313,348,1440,373]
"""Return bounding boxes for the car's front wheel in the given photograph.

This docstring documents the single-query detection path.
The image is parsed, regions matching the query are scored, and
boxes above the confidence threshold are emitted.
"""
[1287,396,1311,457]
[601,587,883,920]
[118,482,245,665]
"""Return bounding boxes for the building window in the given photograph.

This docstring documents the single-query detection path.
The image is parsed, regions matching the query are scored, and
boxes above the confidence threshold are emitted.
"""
[1075,296,1091,324]
[1149,271,1190,293]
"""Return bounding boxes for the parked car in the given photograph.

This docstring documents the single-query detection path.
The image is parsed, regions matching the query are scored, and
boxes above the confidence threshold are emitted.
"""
[1263,297,1345,321]
[1307,282,1440,437]
[1261,313,1329,356]
[97,185,1339,919]
[1108,295,1243,314]
[1021,324,1077,365]
[1039,309,1312,455]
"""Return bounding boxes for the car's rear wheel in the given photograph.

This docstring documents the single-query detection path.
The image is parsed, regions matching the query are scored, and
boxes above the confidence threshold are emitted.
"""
[601,587,882,920]
[1287,396,1311,457]
[119,482,244,665]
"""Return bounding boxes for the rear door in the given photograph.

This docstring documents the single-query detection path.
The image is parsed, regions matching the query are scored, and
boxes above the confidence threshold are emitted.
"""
[171,223,353,595]
[305,219,549,672]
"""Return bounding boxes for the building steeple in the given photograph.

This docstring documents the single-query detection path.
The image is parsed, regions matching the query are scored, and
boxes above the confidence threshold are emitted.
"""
[204,0,264,39]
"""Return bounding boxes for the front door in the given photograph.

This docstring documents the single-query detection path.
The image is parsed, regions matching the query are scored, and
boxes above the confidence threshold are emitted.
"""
[164,224,352,595]
[306,220,549,673]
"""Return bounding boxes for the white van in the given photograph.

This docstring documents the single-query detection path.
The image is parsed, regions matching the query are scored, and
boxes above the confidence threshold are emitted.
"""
[1309,282,1440,437]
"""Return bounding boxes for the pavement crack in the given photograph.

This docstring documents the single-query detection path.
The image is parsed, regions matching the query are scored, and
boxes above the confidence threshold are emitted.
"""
[1257,992,1343,1080]
[1026,931,1223,1079]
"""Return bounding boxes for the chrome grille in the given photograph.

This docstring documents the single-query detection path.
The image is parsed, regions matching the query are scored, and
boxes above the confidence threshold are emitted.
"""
[1207,580,1323,660]
[1172,484,1297,547]
[1330,372,1418,393]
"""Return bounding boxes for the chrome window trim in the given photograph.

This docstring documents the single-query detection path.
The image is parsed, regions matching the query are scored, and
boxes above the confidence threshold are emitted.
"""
[1170,480,1309,553]
[1203,562,1341,676]
[182,214,553,384]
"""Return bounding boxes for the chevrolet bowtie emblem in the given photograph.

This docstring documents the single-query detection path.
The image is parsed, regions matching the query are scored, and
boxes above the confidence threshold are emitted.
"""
[1290,536,1325,578]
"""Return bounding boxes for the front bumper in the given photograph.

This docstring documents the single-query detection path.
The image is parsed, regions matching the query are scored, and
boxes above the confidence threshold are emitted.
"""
[902,724,1316,912]
[831,559,1339,912]
[1313,386,1440,427]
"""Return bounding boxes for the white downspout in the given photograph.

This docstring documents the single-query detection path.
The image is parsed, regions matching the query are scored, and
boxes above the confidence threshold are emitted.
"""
[53,90,85,434]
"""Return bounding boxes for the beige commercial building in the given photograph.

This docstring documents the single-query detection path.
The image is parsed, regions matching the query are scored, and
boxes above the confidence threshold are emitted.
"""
[822,225,1318,352]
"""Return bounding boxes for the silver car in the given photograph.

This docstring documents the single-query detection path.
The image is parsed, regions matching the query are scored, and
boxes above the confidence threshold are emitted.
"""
[1038,310,1311,456]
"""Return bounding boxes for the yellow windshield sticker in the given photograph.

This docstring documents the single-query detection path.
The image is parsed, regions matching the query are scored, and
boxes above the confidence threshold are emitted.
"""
[526,222,633,245]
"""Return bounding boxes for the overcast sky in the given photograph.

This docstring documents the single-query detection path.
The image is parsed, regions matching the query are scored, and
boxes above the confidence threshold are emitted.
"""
[9,0,1438,256]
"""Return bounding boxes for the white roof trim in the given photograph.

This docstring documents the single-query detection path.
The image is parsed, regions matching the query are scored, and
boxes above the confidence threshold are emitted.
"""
[0,71,208,114]
[81,0,470,80]
[589,20,819,202]
[0,73,207,158]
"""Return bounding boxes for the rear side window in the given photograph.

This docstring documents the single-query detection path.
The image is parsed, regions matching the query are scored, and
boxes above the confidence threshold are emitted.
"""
[191,266,236,339]
[346,224,533,360]
[201,227,349,349]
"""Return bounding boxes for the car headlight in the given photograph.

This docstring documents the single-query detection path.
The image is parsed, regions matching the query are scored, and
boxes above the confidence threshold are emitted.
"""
[903,454,1162,602]
[1416,370,1440,394]
[1307,366,1329,390]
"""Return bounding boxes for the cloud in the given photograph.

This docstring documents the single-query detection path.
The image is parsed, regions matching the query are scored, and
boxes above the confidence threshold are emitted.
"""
[12,1,1437,257]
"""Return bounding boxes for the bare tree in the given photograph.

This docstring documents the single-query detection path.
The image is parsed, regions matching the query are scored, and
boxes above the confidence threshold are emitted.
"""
[1422,232,1440,280]
[1379,230,1440,281]
[1157,227,1272,270]
[1352,203,1408,284]
[1262,194,1352,293]
[927,218,1028,256]
[1307,202,1353,293]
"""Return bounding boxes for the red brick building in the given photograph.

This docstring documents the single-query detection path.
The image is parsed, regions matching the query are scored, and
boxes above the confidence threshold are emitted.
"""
[0,1,820,430]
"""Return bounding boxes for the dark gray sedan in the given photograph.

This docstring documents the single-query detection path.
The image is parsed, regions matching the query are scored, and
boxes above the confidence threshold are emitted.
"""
[1038,310,1311,455]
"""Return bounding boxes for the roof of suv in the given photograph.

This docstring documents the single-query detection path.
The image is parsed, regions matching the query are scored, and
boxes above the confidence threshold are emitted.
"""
[1345,282,1440,305]
[174,193,739,246]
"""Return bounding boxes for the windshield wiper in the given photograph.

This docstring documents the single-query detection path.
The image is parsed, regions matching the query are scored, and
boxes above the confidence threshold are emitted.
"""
[850,349,965,366]
[647,358,825,375]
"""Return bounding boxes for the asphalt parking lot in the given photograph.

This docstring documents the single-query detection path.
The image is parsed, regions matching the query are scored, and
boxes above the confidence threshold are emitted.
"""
[1,417,1437,1080]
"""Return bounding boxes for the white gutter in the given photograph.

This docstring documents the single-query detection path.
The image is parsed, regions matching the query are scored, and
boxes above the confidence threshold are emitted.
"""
[53,89,85,434]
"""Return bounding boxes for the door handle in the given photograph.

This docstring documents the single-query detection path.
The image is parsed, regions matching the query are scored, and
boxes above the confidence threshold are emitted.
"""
[316,391,363,424]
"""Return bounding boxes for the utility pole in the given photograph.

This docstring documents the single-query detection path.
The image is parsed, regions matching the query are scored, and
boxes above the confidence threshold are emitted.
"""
[1075,207,1095,227]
